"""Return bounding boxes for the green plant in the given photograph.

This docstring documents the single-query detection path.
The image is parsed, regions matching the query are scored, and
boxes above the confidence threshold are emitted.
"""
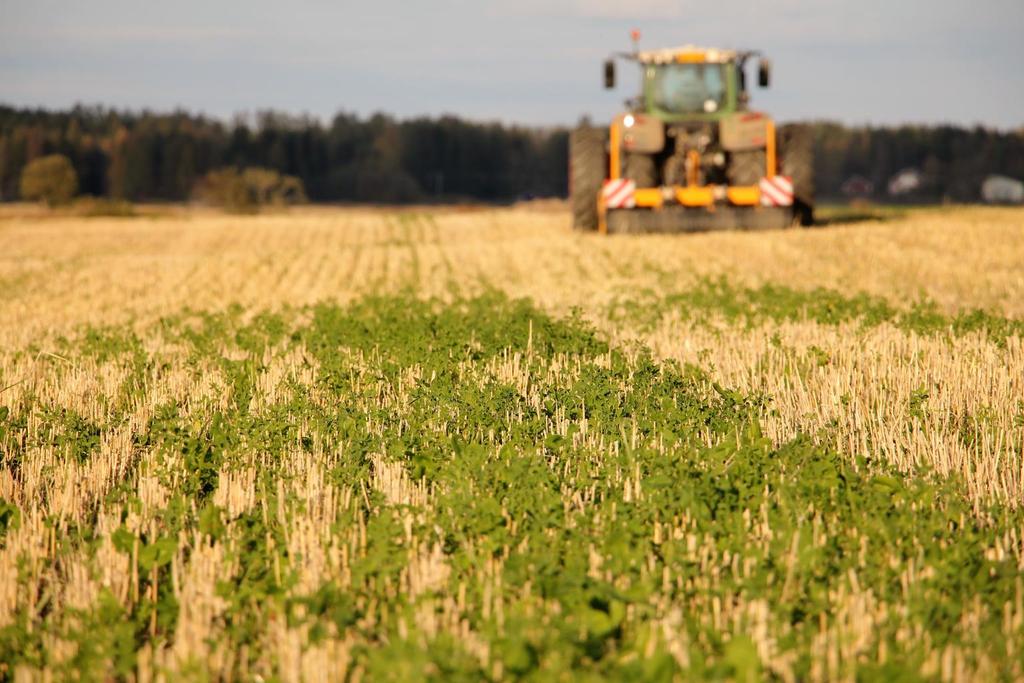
[5,294,1022,680]
[19,154,78,206]
[193,166,307,213]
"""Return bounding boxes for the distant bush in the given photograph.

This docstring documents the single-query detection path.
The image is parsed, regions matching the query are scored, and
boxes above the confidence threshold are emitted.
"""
[241,168,307,205]
[193,167,307,213]
[194,168,252,212]
[74,197,136,217]
[20,155,78,206]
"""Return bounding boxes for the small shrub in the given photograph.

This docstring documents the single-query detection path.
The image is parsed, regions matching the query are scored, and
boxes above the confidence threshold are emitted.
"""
[193,168,253,213]
[193,167,306,213]
[20,154,78,206]
[241,167,307,205]
[74,197,136,217]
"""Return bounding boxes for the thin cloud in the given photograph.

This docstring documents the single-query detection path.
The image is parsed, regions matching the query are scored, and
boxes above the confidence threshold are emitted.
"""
[571,0,684,19]
[494,0,683,19]
[2,25,260,46]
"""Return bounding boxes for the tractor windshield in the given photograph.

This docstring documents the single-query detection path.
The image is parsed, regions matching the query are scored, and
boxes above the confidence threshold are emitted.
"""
[649,63,728,114]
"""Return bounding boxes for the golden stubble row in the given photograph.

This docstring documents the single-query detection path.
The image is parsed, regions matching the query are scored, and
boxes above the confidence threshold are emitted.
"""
[2,205,1024,345]
[622,316,1024,506]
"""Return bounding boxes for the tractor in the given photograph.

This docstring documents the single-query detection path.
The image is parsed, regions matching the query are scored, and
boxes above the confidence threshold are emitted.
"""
[570,40,814,233]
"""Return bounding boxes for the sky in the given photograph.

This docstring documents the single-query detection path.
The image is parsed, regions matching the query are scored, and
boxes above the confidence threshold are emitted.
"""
[2,0,1023,129]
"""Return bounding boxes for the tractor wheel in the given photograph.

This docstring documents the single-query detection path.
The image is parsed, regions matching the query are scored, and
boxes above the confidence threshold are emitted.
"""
[727,149,766,187]
[569,127,607,231]
[779,124,815,226]
[623,153,657,188]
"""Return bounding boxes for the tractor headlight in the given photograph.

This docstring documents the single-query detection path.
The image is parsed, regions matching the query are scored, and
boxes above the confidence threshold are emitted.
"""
[623,114,636,128]
[713,152,726,167]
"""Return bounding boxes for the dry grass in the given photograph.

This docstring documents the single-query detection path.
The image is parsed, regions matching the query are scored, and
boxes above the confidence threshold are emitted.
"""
[2,204,1023,680]
[2,204,1023,340]
[635,317,1024,506]
[3,204,1021,502]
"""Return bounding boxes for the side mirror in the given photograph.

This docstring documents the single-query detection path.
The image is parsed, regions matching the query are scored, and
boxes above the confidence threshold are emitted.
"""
[604,60,616,89]
[758,58,771,88]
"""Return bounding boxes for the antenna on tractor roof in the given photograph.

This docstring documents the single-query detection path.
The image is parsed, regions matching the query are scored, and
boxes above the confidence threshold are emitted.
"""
[630,29,641,55]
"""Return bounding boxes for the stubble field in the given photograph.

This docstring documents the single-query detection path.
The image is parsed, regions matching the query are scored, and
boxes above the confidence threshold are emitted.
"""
[1,204,1023,681]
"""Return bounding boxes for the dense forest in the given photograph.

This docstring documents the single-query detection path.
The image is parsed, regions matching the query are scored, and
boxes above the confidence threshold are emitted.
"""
[1,104,1022,203]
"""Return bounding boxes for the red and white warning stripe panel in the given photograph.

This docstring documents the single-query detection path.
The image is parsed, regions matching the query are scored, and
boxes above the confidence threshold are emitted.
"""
[759,176,794,207]
[602,179,636,209]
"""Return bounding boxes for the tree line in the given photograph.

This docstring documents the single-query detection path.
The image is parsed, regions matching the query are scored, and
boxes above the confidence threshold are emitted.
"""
[813,121,1024,201]
[1,104,1021,203]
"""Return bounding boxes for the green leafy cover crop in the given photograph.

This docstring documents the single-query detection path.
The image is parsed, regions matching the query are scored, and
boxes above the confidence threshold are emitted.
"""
[1,294,1022,680]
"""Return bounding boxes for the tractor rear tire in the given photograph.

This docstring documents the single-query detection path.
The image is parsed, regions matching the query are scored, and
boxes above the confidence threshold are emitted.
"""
[728,149,766,187]
[779,124,815,226]
[623,153,657,188]
[569,127,607,231]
